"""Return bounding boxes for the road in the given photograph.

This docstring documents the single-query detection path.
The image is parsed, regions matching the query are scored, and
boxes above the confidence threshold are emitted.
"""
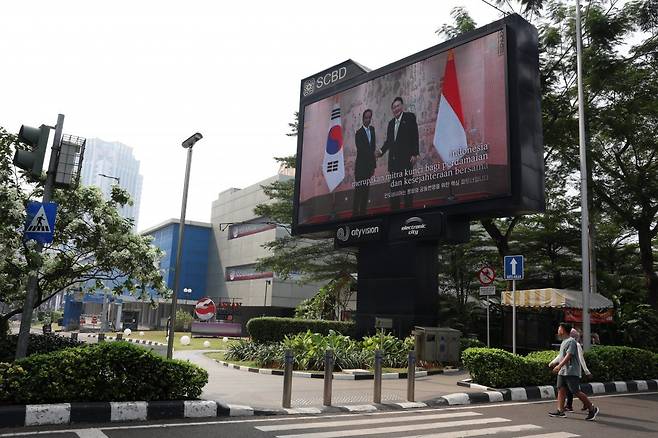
[1,392,656,438]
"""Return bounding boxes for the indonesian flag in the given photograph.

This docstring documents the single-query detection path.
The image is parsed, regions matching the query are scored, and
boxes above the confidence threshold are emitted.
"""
[433,50,467,166]
[322,104,345,192]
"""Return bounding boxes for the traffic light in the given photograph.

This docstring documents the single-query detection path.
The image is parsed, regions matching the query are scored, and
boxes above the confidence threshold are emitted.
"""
[13,124,50,180]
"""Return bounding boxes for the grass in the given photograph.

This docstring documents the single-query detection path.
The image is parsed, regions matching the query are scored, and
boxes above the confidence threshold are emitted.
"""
[117,330,238,351]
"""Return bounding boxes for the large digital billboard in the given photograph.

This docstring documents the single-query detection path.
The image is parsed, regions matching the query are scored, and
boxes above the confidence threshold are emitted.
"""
[293,15,543,236]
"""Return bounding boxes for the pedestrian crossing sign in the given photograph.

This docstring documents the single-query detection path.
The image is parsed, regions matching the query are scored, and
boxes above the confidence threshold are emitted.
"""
[24,201,57,243]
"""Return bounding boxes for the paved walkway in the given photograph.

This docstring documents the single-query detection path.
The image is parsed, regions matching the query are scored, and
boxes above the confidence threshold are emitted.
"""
[174,349,481,409]
[51,330,479,409]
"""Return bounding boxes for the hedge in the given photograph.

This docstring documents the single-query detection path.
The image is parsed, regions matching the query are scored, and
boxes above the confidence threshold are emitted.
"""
[462,346,658,388]
[246,317,355,344]
[0,334,84,362]
[0,342,208,404]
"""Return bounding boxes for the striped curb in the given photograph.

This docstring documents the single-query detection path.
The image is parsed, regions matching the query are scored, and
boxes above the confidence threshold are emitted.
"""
[0,399,437,428]
[213,359,446,380]
[421,378,658,406]
[86,334,166,346]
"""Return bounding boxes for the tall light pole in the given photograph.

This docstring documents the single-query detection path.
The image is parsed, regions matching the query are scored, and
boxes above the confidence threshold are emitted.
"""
[98,173,120,185]
[166,132,203,359]
[575,0,592,351]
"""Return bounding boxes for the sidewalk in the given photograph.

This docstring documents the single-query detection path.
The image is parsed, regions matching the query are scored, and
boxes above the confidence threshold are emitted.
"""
[174,349,482,409]
[52,331,481,409]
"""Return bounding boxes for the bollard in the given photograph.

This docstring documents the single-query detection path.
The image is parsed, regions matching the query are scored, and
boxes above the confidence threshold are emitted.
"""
[323,349,334,406]
[116,333,123,341]
[70,332,78,341]
[98,333,105,343]
[407,350,416,402]
[373,349,383,404]
[282,350,293,408]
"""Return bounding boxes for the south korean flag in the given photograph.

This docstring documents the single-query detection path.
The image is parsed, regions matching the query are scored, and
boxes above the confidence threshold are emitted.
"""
[322,104,345,192]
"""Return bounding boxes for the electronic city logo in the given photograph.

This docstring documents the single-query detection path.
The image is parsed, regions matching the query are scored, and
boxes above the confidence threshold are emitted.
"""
[400,216,427,236]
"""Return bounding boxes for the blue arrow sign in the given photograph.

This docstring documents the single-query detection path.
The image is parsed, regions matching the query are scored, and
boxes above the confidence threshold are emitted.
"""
[504,255,524,280]
[24,201,57,244]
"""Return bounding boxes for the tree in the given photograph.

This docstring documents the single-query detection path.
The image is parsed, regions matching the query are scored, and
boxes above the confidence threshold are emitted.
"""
[440,1,658,308]
[254,111,358,318]
[0,127,166,334]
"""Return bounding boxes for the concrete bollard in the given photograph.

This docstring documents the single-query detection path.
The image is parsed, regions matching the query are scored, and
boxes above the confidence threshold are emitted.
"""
[373,349,383,404]
[70,332,78,341]
[407,350,416,402]
[323,350,334,406]
[282,350,293,408]
[116,333,123,341]
[97,333,105,343]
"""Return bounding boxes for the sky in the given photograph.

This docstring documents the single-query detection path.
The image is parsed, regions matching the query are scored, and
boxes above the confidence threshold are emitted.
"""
[1,0,506,232]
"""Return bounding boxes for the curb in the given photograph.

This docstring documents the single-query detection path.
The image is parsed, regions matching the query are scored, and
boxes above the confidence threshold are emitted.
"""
[86,334,166,346]
[0,399,434,428]
[213,359,448,380]
[421,378,658,406]
[2,379,656,427]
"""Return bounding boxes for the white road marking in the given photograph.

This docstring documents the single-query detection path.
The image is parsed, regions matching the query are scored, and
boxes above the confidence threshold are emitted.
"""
[521,433,579,438]
[0,391,654,437]
[75,429,110,438]
[397,424,543,437]
[275,417,511,438]
[256,411,480,432]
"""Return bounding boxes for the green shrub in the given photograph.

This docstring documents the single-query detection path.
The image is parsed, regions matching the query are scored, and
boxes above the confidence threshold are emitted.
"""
[246,317,355,344]
[0,334,84,362]
[361,333,414,368]
[2,342,207,403]
[460,337,485,352]
[461,348,525,388]
[174,309,194,331]
[524,350,559,386]
[585,345,658,382]
[463,346,658,388]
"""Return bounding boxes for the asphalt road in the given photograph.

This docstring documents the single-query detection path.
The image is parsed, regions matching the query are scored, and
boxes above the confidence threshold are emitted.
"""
[2,392,656,438]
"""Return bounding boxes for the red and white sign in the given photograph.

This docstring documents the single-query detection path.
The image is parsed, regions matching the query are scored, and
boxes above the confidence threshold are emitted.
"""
[194,297,216,321]
[478,266,496,285]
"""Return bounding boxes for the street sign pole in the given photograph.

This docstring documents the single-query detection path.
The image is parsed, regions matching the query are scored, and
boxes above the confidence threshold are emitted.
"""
[512,279,516,355]
[15,114,64,360]
[487,297,491,348]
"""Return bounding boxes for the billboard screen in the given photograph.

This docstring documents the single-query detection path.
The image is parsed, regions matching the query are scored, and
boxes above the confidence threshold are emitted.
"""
[298,30,508,228]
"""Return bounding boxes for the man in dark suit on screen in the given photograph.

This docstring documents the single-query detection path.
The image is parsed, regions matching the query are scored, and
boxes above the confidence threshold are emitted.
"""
[352,109,377,216]
[377,96,419,210]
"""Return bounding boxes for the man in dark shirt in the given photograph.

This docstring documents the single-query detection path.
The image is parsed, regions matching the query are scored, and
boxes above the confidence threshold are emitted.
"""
[352,109,376,216]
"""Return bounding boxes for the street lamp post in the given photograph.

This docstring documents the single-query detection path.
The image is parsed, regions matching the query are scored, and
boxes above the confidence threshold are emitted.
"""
[167,133,203,360]
[98,173,120,185]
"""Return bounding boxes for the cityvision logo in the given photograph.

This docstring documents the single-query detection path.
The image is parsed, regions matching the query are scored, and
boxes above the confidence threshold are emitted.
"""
[400,216,427,236]
[336,223,380,242]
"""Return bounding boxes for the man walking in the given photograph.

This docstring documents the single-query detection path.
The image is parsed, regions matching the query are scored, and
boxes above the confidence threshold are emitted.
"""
[377,97,419,210]
[352,109,377,216]
[548,322,599,420]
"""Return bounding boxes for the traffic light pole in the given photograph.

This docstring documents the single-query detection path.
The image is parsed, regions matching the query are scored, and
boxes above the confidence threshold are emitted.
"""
[15,114,64,360]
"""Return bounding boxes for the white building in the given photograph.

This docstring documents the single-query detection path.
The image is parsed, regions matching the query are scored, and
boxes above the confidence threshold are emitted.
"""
[79,138,143,228]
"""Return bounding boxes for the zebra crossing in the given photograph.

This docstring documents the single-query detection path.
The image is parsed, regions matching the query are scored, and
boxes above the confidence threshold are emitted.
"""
[253,410,579,438]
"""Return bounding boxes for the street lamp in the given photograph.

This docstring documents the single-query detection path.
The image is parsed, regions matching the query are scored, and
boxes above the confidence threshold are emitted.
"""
[98,173,120,185]
[167,132,203,359]
[183,288,193,301]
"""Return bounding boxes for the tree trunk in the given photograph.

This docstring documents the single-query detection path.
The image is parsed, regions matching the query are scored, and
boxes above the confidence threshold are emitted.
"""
[637,226,658,308]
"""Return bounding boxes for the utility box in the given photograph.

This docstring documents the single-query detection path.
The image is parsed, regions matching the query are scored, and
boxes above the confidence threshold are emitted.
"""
[413,326,461,364]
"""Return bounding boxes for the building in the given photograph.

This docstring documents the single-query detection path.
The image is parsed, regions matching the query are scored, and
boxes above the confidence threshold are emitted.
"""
[63,170,323,332]
[206,172,319,312]
[79,138,143,228]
